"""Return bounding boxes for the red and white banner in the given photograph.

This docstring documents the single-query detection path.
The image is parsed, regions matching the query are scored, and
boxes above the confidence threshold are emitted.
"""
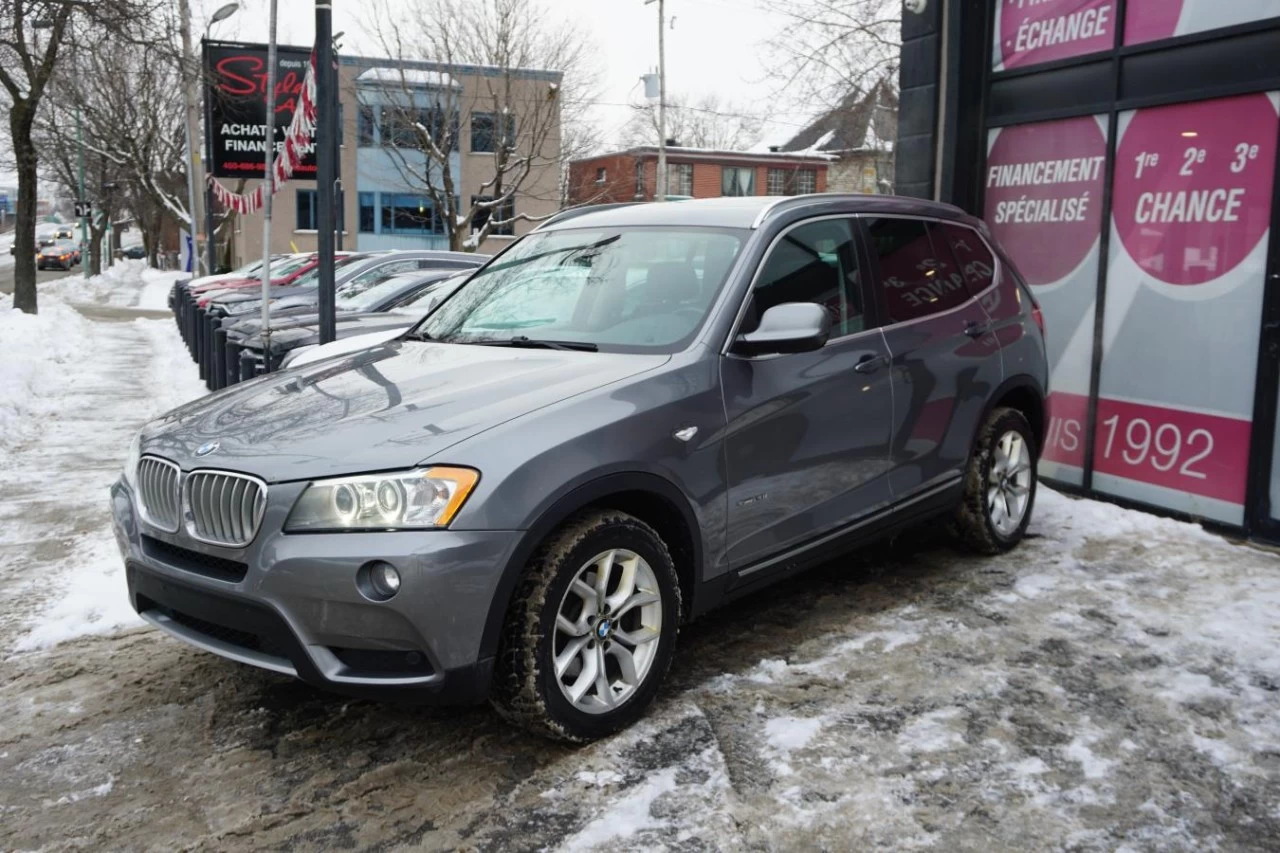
[207,51,318,216]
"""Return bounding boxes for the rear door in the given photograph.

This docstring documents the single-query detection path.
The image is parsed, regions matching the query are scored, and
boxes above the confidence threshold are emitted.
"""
[862,216,1005,497]
[721,217,896,569]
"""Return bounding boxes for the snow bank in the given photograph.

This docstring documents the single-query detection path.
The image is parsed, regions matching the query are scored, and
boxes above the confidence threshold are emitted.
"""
[0,295,97,461]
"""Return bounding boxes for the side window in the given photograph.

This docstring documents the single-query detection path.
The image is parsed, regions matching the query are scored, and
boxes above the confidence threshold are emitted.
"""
[937,223,996,295]
[749,218,864,338]
[866,217,970,324]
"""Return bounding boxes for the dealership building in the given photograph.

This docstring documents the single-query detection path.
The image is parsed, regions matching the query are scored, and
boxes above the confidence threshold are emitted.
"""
[898,1,1280,535]
[205,43,563,264]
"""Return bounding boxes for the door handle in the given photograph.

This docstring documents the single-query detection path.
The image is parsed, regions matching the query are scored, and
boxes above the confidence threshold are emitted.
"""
[964,320,991,339]
[854,354,889,374]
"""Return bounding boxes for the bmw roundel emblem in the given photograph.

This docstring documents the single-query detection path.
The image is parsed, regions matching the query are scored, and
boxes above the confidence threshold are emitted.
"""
[195,441,220,458]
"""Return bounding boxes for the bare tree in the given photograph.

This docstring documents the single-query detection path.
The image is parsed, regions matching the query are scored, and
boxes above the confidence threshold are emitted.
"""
[363,0,597,251]
[762,0,901,114]
[0,0,160,312]
[621,92,764,151]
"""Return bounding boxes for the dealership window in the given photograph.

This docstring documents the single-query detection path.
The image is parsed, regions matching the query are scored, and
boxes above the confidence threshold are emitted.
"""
[381,105,457,150]
[295,189,317,230]
[358,106,376,146]
[866,217,968,323]
[471,111,516,153]
[749,218,863,337]
[380,194,441,235]
[669,163,693,196]
[472,194,514,236]
[721,166,755,196]
[635,160,646,197]
[358,192,376,233]
[767,167,817,195]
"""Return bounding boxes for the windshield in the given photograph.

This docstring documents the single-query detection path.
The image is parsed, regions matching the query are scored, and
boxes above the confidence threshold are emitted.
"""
[417,227,745,352]
[401,273,468,308]
[286,254,366,289]
[258,255,312,281]
[336,273,429,312]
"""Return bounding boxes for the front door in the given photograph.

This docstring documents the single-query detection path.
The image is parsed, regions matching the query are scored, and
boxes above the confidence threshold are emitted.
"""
[721,217,895,569]
[863,216,1006,497]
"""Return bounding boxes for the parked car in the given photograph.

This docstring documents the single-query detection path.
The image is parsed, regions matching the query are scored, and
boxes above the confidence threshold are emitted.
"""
[121,245,147,260]
[211,250,485,321]
[248,270,473,371]
[115,195,1048,742]
[36,240,77,270]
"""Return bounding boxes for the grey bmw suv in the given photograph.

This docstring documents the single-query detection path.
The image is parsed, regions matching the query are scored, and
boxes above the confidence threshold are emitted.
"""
[113,195,1047,741]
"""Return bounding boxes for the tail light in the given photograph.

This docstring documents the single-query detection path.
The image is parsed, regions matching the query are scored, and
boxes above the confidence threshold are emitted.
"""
[1022,284,1045,338]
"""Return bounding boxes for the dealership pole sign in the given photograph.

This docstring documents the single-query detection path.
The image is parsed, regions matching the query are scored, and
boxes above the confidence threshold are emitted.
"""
[204,41,318,180]
[203,40,319,215]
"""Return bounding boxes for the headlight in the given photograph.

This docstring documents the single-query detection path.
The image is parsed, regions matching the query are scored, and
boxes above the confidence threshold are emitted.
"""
[284,466,479,532]
[122,431,142,488]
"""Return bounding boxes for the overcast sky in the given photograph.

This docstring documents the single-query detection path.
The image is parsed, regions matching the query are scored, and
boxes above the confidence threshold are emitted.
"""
[206,0,807,149]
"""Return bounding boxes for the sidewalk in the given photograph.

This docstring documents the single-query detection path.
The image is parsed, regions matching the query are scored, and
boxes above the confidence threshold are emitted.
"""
[0,265,204,652]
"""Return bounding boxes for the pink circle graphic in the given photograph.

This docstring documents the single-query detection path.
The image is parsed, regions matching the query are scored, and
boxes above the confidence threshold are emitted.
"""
[984,116,1107,286]
[1113,93,1278,286]
[1123,0,1183,45]
[999,0,1117,70]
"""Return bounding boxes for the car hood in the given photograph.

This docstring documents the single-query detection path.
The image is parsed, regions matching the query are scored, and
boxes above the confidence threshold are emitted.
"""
[141,342,669,482]
[286,327,410,368]
[232,311,393,343]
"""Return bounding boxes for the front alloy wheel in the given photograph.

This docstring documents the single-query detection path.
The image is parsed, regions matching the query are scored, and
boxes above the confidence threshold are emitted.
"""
[552,548,663,713]
[492,510,680,741]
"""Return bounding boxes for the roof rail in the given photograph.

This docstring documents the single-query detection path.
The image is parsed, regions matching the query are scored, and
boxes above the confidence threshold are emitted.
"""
[750,193,969,229]
[533,202,645,231]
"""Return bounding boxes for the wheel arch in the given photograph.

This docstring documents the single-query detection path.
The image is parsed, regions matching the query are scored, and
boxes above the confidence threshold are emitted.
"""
[985,374,1047,452]
[477,471,703,665]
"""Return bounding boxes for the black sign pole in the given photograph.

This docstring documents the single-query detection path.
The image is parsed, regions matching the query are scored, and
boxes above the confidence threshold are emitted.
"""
[202,38,218,275]
[315,1,337,345]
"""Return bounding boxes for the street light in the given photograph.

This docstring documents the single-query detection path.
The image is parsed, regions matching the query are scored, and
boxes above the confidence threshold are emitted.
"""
[196,1,241,275]
[208,2,240,29]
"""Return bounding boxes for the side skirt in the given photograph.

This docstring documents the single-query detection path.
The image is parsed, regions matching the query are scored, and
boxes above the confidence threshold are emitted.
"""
[713,475,964,605]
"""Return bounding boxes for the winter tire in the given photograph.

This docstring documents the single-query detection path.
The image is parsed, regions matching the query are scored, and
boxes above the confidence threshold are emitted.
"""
[953,406,1037,555]
[491,509,681,742]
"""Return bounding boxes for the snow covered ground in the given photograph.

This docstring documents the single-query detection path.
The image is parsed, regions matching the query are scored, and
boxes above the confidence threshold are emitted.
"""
[1,267,1278,850]
[0,263,202,652]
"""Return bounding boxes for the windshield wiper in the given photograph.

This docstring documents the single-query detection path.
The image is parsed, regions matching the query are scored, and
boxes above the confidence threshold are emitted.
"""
[474,335,598,352]
[402,328,434,342]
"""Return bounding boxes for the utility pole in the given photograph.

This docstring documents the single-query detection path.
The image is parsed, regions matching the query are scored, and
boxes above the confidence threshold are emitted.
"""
[260,0,279,368]
[75,106,86,266]
[315,0,337,344]
[178,0,204,275]
[644,0,667,200]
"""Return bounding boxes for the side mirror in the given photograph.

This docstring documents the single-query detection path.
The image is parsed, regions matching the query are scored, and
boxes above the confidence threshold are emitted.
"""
[732,302,831,356]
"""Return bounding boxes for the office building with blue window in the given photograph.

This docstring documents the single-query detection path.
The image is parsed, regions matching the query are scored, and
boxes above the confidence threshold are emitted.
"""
[231,52,563,264]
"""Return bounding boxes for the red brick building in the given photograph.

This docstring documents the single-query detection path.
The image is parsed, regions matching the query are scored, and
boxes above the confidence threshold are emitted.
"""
[568,146,832,205]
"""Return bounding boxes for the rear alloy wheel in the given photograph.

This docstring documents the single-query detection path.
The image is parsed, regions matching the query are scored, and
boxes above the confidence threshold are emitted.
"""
[953,407,1037,554]
[492,510,680,741]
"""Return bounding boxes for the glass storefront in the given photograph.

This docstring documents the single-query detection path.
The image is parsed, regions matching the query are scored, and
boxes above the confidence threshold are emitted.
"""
[979,2,1280,530]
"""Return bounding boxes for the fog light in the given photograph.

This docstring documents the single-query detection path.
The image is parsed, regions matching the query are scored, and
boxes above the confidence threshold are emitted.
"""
[368,561,400,599]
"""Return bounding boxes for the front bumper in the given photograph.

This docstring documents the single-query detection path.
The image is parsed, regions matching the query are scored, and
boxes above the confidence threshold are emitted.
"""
[111,477,520,704]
